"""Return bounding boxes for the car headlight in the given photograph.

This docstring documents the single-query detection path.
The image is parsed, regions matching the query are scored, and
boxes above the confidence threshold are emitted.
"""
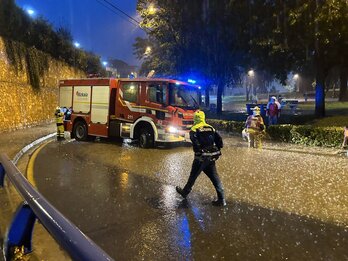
[167,126,178,133]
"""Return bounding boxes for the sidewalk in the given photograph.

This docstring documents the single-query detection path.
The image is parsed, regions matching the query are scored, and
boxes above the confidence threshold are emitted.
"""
[0,123,70,260]
[0,123,56,160]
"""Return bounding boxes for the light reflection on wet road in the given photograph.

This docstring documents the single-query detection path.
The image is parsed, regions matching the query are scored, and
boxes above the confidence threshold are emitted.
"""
[33,137,348,260]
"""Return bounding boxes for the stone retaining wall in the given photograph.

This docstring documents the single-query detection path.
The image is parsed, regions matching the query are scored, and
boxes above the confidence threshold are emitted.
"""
[0,37,85,132]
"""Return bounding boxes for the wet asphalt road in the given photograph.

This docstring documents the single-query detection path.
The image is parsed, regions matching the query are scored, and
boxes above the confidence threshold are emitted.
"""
[32,137,348,260]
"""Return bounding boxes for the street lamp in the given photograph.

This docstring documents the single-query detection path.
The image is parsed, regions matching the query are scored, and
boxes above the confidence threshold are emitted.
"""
[145,46,152,55]
[293,74,299,92]
[248,70,255,101]
[148,4,157,15]
[102,61,108,67]
[26,8,35,17]
[74,42,81,48]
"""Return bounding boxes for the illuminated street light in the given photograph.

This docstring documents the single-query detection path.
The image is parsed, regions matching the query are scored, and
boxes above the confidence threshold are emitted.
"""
[293,74,300,92]
[144,46,152,57]
[74,42,81,48]
[26,8,35,17]
[148,4,157,15]
[248,70,255,102]
[102,61,108,66]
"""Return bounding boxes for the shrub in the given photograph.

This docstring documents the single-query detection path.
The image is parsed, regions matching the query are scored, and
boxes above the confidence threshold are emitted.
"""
[207,119,245,133]
[289,125,343,147]
[267,124,293,142]
[206,118,344,148]
[290,125,313,145]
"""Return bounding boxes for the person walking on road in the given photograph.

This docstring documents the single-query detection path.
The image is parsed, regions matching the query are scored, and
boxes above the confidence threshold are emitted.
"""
[244,106,266,148]
[55,106,65,141]
[266,96,281,125]
[176,110,226,207]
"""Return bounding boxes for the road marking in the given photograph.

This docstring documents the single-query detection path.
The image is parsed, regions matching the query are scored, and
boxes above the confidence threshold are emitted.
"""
[27,140,53,187]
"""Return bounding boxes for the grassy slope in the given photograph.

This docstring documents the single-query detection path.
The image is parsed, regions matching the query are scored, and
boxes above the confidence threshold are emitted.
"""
[207,96,348,126]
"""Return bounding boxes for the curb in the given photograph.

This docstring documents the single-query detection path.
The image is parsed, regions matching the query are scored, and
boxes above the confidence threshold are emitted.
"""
[12,133,56,165]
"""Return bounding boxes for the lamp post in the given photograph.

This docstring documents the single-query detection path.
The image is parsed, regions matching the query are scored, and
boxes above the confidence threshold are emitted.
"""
[293,74,299,92]
[248,70,255,102]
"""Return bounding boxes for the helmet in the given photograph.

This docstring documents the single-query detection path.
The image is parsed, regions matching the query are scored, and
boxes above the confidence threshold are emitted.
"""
[193,110,206,125]
[55,106,61,112]
[253,106,260,115]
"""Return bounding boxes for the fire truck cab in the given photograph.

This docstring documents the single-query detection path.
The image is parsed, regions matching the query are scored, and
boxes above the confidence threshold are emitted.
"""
[58,78,201,148]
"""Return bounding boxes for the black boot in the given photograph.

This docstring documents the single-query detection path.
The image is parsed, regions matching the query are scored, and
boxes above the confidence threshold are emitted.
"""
[176,186,188,198]
[212,198,226,207]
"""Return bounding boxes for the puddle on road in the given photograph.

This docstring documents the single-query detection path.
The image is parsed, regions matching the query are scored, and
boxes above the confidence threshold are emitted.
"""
[31,139,348,260]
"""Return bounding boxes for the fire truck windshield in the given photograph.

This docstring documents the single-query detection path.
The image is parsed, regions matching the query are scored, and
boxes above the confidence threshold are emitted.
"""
[169,83,200,109]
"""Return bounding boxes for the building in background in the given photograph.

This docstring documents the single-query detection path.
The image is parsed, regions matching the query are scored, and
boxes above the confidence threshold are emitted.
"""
[106,59,138,78]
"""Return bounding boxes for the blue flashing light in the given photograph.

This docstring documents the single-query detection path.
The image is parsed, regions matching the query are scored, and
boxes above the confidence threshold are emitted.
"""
[187,79,196,84]
[74,42,80,48]
[102,61,108,66]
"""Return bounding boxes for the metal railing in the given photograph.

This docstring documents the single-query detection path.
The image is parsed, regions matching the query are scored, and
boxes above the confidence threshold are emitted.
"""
[0,153,114,261]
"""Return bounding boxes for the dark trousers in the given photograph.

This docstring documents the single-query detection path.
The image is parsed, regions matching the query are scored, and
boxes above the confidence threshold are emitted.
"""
[183,158,224,200]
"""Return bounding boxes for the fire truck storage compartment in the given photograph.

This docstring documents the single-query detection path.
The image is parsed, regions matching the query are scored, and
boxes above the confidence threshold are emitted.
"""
[59,86,73,108]
[91,86,110,124]
[73,86,91,113]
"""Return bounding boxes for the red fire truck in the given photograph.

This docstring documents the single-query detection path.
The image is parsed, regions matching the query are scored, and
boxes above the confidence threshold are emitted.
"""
[58,78,201,148]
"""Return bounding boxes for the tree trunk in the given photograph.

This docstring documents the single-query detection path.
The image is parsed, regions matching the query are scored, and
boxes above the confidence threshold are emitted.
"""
[245,85,250,102]
[315,65,326,118]
[204,85,210,107]
[339,67,348,101]
[314,0,325,118]
[216,81,223,115]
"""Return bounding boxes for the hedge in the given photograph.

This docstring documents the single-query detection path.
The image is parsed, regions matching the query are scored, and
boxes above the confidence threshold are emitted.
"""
[207,119,344,148]
[206,119,245,134]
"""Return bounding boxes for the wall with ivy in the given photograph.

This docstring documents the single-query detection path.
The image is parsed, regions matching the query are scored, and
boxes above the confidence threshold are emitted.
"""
[0,37,85,132]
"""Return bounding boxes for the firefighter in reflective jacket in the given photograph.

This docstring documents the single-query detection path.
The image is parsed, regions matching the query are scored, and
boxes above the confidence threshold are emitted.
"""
[176,110,226,206]
[55,106,65,140]
[245,106,265,148]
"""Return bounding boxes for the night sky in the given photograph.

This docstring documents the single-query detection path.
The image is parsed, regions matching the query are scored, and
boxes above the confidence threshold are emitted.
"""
[15,0,145,65]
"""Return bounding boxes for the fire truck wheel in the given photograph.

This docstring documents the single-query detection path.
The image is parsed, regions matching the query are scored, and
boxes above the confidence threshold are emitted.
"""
[73,121,88,141]
[139,128,154,148]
